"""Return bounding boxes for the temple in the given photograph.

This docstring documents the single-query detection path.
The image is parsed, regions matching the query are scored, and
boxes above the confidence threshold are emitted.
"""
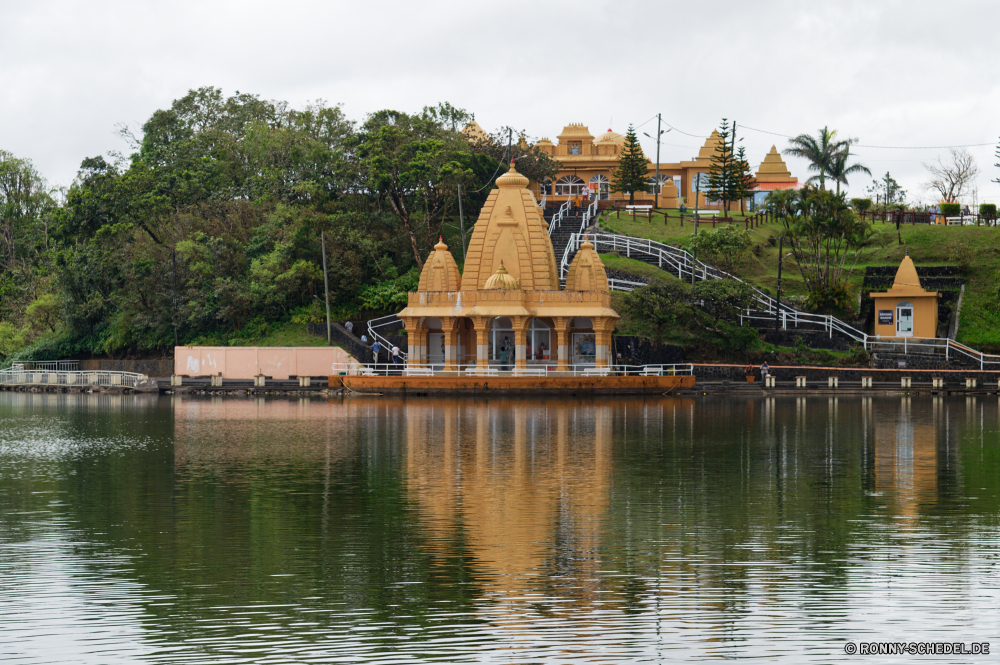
[397,162,619,370]
[487,121,801,209]
[870,253,939,339]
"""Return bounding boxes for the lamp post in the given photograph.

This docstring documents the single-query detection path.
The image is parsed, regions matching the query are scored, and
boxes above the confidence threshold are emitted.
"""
[774,238,793,331]
[644,114,671,211]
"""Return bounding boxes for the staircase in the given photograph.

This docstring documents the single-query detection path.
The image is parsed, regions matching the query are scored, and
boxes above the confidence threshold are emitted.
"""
[545,206,589,269]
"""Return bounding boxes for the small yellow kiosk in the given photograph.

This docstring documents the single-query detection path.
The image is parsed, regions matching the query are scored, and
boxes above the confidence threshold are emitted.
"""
[870,252,939,339]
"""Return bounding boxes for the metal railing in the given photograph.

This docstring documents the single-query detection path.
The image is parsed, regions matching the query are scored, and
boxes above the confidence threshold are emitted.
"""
[547,199,572,236]
[331,362,694,377]
[578,199,600,234]
[367,314,408,361]
[0,370,148,387]
[572,232,1000,369]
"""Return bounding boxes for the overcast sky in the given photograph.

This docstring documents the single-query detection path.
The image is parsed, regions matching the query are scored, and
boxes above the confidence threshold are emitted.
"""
[3,0,999,204]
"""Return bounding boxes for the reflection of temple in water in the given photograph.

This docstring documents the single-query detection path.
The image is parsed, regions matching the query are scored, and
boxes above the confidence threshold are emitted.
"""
[868,397,943,516]
[404,400,613,611]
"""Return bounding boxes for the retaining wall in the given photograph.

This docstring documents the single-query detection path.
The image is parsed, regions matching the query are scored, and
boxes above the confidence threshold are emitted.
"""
[174,346,358,379]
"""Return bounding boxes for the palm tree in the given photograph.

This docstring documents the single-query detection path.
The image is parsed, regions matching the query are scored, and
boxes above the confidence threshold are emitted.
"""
[826,144,871,196]
[783,127,851,191]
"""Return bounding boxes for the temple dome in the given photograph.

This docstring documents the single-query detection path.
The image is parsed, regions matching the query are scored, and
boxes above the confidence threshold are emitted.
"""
[556,123,594,144]
[696,130,724,160]
[564,236,609,292]
[755,145,795,181]
[891,254,922,292]
[484,262,520,290]
[536,137,553,146]
[595,129,624,145]
[461,164,560,291]
[417,237,461,292]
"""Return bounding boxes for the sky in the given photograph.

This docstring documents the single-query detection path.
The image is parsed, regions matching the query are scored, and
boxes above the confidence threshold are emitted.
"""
[3,0,1000,204]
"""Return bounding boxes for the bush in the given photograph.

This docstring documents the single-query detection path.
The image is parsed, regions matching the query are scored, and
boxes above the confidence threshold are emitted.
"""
[979,203,997,219]
[850,198,873,214]
[940,202,961,216]
[689,225,753,268]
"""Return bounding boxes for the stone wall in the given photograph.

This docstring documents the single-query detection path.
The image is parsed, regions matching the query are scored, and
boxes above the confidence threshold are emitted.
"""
[614,336,685,366]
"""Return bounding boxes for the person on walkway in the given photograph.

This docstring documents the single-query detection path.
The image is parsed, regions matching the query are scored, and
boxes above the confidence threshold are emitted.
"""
[760,361,769,379]
[345,321,353,335]
[391,345,400,365]
[361,334,368,343]
[371,340,381,365]
[499,336,511,371]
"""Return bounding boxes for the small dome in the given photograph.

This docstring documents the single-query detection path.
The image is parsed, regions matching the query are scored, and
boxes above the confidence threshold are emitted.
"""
[417,237,461,292]
[595,129,624,145]
[536,137,553,146]
[484,262,520,290]
[495,162,529,189]
[565,236,609,292]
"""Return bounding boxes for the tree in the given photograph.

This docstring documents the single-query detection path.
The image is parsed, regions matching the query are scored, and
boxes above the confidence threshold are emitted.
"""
[850,198,873,214]
[689,225,753,269]
[866,172,907,209]
[766,186,874,310]
[355,105,475,268]
[924,148,978,203]
[733,145,757,214]
[706,119,741,214]
[826,145,871,196]
[619,279,694,342]
[783,127,854,191]
[468,127,560,186]
[693,280,758,332]
[611,125,648,205]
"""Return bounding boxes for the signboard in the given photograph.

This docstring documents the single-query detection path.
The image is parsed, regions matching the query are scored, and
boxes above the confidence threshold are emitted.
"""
[878,310,894,325]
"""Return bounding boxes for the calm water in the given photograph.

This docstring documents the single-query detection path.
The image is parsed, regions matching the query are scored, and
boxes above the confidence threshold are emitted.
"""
[1,393,998,663]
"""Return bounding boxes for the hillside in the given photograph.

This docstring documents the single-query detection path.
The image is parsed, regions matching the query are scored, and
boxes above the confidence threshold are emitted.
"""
[601,213,1000,352]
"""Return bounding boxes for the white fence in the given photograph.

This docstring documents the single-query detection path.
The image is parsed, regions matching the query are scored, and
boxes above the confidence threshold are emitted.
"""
[0,370,148,388]
[571,232,1000,370]
[332,362,693,378]
[367,315,408,361]
[547,200,572,236]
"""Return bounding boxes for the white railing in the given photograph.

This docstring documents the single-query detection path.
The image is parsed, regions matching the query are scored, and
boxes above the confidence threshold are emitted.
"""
[367,314,408,361]
[331,362,694,377]
[0,370,148,387]
[578,199,600,233]
[548,199,572,236]
[573,232,1000,369]
[538,191,546,209]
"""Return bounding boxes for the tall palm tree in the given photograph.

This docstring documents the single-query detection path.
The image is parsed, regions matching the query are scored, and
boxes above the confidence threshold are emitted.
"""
[783,127,851,191]
[826,145,871,196]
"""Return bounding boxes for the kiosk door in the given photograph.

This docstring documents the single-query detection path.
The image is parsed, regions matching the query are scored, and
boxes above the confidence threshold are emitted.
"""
[896,303,914,338]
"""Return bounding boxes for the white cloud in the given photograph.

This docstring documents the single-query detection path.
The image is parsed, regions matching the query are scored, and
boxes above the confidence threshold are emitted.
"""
[2,0,999,201]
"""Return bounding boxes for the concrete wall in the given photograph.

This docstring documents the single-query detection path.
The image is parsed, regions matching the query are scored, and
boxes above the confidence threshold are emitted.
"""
[174,346,358,379]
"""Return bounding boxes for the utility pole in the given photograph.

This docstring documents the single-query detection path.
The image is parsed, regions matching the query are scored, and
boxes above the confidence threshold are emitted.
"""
[775,236,784,331]
[644,114,670,212]
[171,248,179,347]
[457,183,466,262]
[321,230,332,345]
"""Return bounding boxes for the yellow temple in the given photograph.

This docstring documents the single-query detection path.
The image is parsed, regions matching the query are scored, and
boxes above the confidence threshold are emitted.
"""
[397,162,620,370]
[870,253,939,339]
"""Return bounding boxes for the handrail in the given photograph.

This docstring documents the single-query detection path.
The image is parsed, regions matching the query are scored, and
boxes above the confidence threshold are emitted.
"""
[548,199,572,236]
[571,232,1000,366]
[367,314,408,361]
[331,361,694,377]
[0,369,148,387]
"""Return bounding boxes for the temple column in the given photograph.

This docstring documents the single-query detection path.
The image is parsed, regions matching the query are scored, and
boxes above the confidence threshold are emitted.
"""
[443,318,460,371]
[594,318,615,368]
[513,316,530,370]
[402,317,425,367]
[472,316,491,369]
[553,316,571,372]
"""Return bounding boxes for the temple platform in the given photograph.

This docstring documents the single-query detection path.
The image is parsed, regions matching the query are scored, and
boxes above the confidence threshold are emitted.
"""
[335,373,695,395]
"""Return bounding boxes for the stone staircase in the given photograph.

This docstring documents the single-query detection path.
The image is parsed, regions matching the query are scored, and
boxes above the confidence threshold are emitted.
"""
[544,207,589,271]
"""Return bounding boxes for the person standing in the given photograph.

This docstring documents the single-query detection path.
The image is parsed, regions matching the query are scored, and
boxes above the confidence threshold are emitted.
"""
[371,340,381,365]
[345,321,354,335]
[391,345,400,365]
[760,361,769,379]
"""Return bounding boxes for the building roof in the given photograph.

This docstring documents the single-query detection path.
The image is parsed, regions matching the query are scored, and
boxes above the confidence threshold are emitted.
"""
[594,129,624,145]
[696,130,724,160]
[870,254,939,299]
[755,145,796,182]
[565,237,609,292]
[462,120,488,142]
[417,237,462,291]
[556,123,594,143]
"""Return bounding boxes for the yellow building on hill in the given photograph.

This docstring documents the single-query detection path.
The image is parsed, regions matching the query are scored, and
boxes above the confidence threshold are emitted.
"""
[397,162,619,370]
[476,120,801,209]
[870,253,939,339]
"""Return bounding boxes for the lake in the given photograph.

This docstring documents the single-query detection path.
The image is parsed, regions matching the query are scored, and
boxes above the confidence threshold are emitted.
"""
[1,392,998,663]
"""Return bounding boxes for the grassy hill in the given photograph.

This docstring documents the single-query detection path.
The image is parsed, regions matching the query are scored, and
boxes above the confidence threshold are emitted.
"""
[601,213,1000,352]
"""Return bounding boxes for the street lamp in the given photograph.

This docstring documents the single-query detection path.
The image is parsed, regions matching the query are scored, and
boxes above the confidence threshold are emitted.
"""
[644,114,671,211]
[774,237,793,331]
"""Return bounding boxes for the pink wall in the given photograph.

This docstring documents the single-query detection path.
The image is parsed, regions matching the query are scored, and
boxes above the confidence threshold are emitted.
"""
[174,346,358,379]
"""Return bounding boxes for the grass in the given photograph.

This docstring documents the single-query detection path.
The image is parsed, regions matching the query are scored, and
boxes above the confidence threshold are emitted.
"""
[251,322,334,347]
[600,212,1000,352]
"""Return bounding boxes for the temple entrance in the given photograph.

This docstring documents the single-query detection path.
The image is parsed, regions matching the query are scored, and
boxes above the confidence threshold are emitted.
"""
[896,302,914,338]
[589,175,610,200]
[490,317,514,365]
[555,175,585,196]
[570,317,596,366]
[527,318,552,363]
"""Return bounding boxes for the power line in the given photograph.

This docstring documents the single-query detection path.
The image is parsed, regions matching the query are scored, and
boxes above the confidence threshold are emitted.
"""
[739,124,996,150]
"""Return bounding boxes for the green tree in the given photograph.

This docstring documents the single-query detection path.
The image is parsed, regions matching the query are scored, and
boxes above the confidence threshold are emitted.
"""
[734,145,757,214]
[706,119,740,214]
[620,279,694,342]
[693,280,758,332]
[783,127,854,191]
[611,125,648,205]
[826,145,871,196]
[689,225,753,269]
[866,172,907,209]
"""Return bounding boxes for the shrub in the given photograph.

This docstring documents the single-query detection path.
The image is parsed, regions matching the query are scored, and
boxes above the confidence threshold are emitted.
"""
[850,198,873,214]
[689,225,753,268]
[979,203,997,219]
[940,202,961,216]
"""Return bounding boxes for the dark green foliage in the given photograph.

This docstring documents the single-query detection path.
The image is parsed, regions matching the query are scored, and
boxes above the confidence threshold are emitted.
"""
[940,203,961,216]
[980,203,997,219]
[689,225,753,269]
[706,119,740,213]
[619,279,693,342]
[850,198,873,214]
[734,146,756,214]
[693,279,757,332]
[611,125,648,205]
